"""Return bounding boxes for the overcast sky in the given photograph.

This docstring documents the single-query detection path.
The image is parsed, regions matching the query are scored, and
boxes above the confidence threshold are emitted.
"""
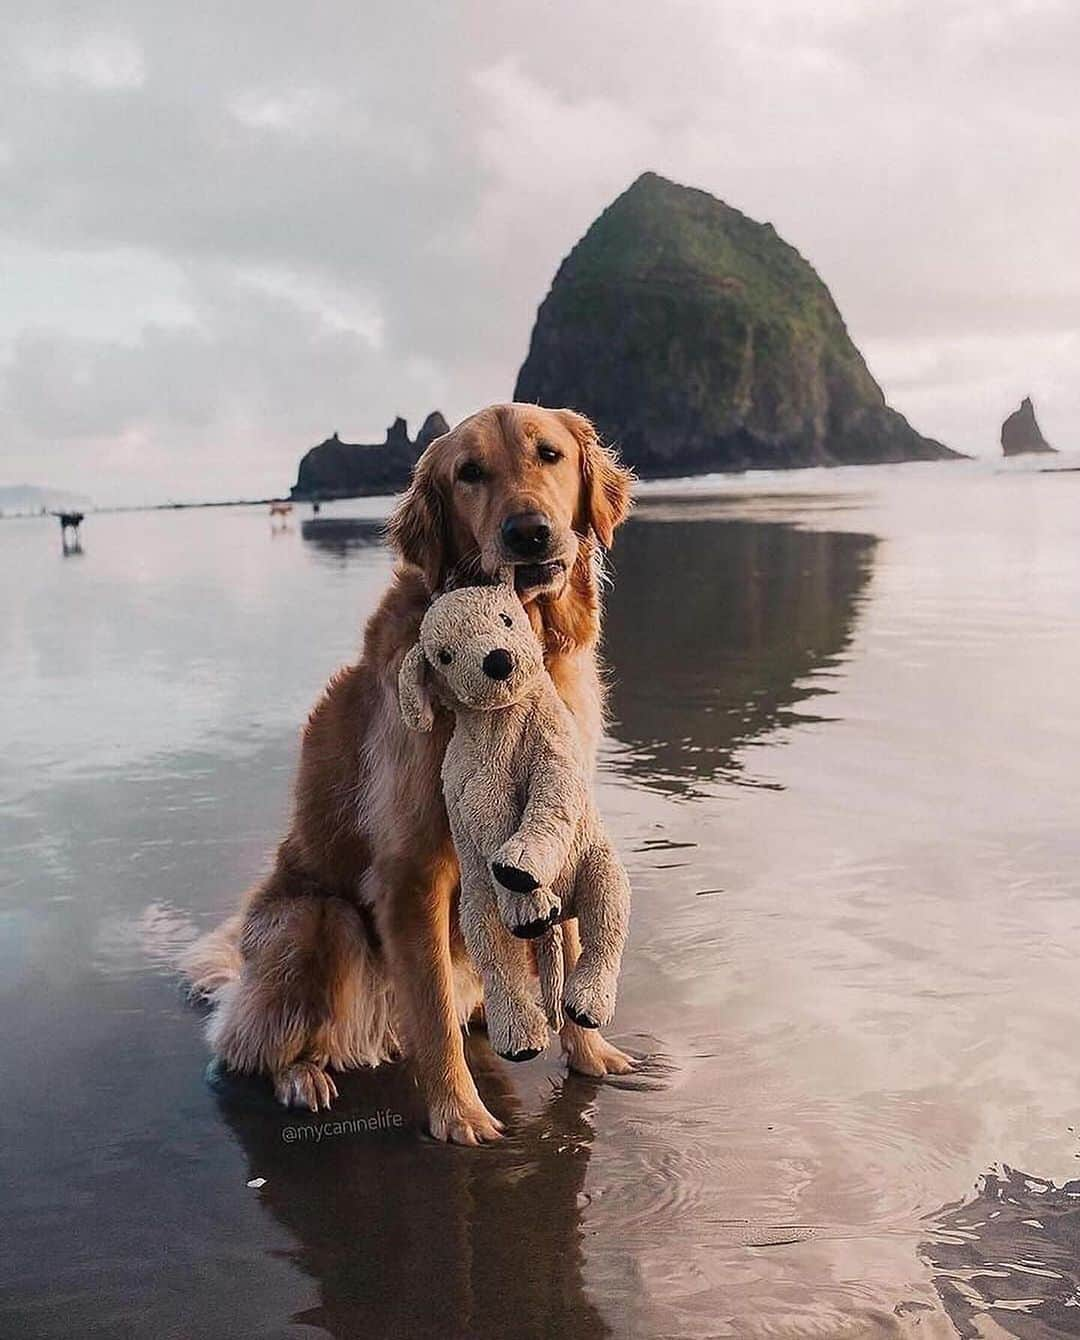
[1,0,1076,503]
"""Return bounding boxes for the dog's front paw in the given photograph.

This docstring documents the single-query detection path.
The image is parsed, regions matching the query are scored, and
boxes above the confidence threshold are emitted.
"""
[562,1028,635,1078]
[428,1090,504,1145]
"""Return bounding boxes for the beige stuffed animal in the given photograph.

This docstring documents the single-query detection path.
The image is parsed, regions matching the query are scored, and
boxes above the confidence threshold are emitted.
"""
[398,583,631,1062]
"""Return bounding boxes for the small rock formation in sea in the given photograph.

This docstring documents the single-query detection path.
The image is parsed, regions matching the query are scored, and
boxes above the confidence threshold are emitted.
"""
[291,411,450,499]
[514,172,963,474]
[1000,397,1056,456]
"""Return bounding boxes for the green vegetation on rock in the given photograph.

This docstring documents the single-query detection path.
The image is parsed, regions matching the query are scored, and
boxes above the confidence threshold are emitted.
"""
[515,172,961,473]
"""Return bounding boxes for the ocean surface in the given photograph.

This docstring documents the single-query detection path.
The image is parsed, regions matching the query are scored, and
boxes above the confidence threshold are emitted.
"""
[2,456,1079,1338]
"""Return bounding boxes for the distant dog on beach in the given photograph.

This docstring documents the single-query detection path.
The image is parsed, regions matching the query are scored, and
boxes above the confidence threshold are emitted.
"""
[182,404,635,1144]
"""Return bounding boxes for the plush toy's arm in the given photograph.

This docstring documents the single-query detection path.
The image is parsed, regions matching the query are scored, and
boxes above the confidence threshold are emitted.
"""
[455,827,552,1060]
[490,742,588,894]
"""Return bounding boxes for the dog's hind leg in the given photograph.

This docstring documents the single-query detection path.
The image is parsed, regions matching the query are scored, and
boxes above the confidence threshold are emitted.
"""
[206,882,395,1112]
[179,914,243,999]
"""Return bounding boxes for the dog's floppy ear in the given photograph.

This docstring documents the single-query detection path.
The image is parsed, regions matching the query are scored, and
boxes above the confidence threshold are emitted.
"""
[386,456,450,592]
[398,643,435,732]
[560,409,634,548]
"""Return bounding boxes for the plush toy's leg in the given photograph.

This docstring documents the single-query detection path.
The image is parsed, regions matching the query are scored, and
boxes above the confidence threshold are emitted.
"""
[562,840,631,1031]
[475,906,552,1061]
[458,853,551,1062]
[534,924,565,1031]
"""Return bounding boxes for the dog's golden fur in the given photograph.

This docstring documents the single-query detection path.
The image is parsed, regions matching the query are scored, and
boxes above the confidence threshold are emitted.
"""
[182,403,634,1143]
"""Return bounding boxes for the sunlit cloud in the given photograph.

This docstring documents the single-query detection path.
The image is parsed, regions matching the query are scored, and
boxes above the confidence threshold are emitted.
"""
[228,86,342,135]
[20,28,146,92]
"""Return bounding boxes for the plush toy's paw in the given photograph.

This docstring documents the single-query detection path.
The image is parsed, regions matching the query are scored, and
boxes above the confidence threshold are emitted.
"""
[563,969,616,1032]
[511,905,561,940]
[493,871,561,938]
[564,1001,601,1030]
[500,1045,544,1063]
[485,992,551,1062]
[502,895,561,940]
[491,862,540,894]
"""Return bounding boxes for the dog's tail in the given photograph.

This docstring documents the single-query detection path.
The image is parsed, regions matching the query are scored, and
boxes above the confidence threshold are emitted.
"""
[179,915,243,1002]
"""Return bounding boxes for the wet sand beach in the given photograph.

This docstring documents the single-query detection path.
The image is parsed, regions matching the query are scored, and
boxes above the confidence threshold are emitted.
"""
[2,458,1079,1337]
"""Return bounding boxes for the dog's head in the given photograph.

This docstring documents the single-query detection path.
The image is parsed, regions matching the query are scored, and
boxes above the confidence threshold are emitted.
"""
[386,404,634,602]
[398,583,545,731]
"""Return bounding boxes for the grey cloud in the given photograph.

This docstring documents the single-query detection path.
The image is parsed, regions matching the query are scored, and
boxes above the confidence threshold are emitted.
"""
[1,0,1077,501]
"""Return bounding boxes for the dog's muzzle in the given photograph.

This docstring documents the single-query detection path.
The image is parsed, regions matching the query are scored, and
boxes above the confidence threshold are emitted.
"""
[501,511,552,560]
[512,560,566,596]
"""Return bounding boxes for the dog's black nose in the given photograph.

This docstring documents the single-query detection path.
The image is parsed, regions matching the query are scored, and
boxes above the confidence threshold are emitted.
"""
[501,511,551,559]
[482,648,513,680]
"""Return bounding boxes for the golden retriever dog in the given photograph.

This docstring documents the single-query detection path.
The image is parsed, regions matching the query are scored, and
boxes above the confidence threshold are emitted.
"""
[182,403,634,1144]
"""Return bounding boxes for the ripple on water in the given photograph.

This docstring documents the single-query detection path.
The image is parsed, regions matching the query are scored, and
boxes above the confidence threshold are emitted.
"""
[585,1077,976,1281]
[922,1165,1080,1337]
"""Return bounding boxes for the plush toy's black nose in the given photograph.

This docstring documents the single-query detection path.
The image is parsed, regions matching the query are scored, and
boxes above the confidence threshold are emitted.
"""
[482,648,513,680]
[501,511,551,559]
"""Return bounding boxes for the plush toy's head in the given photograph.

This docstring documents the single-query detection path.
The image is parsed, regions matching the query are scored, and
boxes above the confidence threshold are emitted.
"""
[399,584,545,731]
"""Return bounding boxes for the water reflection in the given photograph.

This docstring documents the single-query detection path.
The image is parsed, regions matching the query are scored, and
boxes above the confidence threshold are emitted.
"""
[603,506,877,795]
[301,516,388,563]
[299,506,878,799]
[11,474,1080,1335]
[923,1165,1080,1336]
[214,1036,609,1340]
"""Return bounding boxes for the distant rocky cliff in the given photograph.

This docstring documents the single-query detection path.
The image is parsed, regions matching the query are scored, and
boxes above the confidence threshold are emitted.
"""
[1001,397,1055,456]
[515,172,962,474]
[290,412,449,499]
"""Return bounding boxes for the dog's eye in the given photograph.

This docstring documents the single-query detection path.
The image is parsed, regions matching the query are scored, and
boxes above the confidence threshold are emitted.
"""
[437,649,453,665]
[537,443,562,464]
[457,461,484,483]
[500,613,513,627]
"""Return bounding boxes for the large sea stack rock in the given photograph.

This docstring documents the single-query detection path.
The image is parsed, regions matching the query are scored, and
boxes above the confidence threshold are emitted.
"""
[1001,397,1055,456]
[291,411,450,499]
[514,172,961,474]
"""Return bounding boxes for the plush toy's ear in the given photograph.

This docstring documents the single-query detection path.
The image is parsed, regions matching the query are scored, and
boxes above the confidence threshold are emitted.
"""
[559,409,634,548]
[398,643,435,732]
[385,456,451,592]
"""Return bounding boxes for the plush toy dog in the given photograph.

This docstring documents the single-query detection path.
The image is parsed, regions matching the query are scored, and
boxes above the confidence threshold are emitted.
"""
[398,583,631,1062]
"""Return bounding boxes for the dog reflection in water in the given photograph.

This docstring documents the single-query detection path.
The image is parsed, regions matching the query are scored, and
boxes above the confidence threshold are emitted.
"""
[53,510,85,556]
[213,1034,610,1340]
[269,501,293,532]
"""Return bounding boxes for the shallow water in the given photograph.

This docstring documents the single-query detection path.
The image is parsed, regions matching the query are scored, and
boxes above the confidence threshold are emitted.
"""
[2,458,1080,1338]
